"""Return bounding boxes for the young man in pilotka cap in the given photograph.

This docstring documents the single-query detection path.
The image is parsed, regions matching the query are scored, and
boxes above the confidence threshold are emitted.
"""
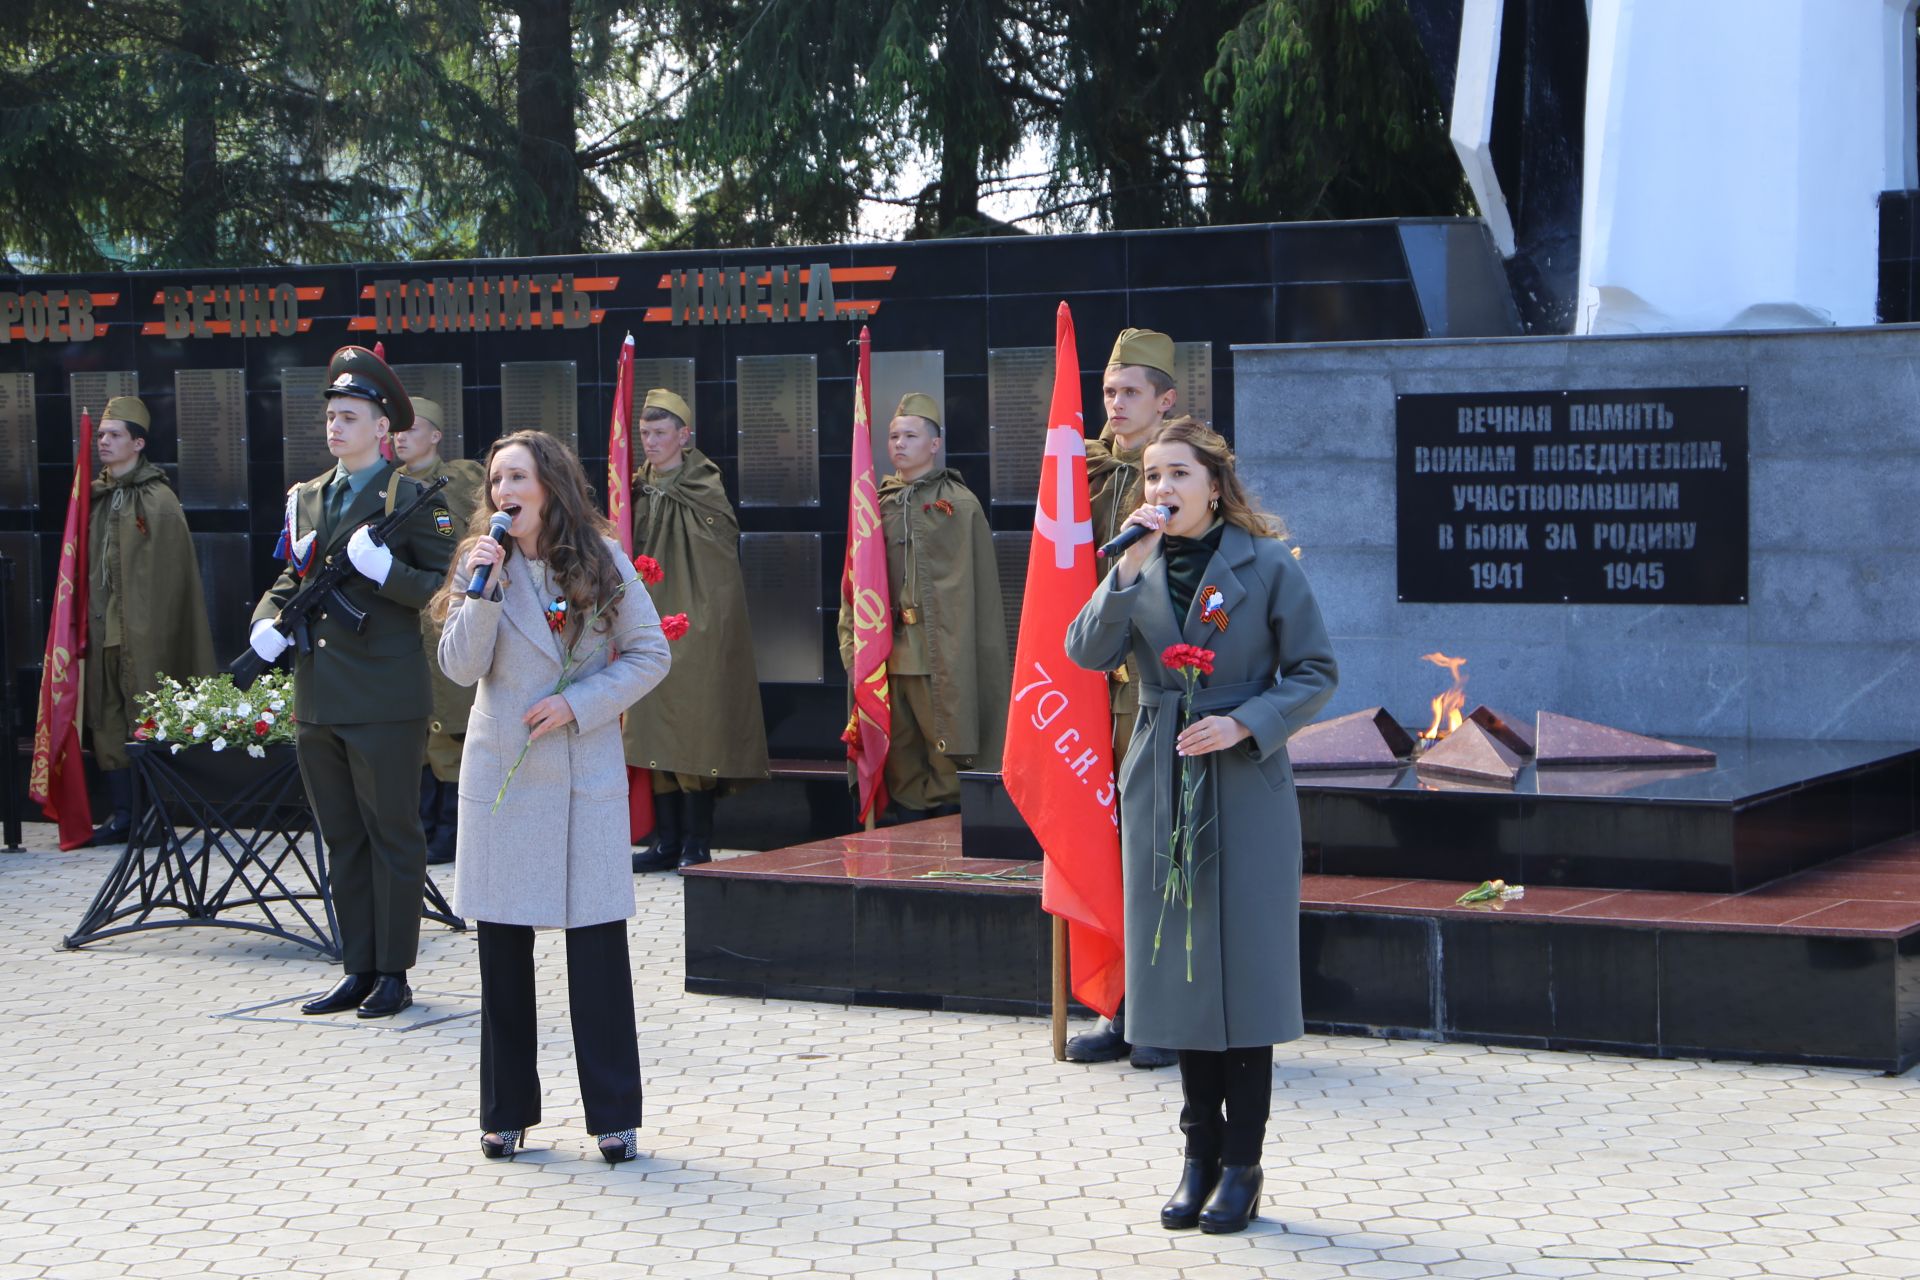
[82,394,217,846]
[1069,327,1181,1070]
[247,346,456,1019]
[622,387,769,872]
[389,396,486,867]
[838,392,1009,823]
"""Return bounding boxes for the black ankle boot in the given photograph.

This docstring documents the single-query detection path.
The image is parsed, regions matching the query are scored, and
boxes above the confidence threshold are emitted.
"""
[1065,999,1130,1063]
[1198,1164,1262,1234]
[633,789,686,872]
[88,769,133,847]
[1160,1158,1220,1229]
[678,791,715,868]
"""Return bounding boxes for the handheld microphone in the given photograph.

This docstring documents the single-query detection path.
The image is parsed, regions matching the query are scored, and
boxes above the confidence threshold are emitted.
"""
[1097,506,1170,558]
[466,511,513,598]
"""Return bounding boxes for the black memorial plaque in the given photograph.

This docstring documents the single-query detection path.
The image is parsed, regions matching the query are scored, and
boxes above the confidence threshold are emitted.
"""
[740,532,821,682]
[988,347,1053,505]
[1397,387,1748,604]
[0,374,35,507]
[735,355,819,507]
[0,531,41,669]
[192,532,252,658]
[991,530,1031,661]
[390,363,464,456]
[501,361,578,449]
[174,368,248,507]
[279,367,334,487]
[631,357,695,411]
[70,371,138,446]
[1173,342,1214,425]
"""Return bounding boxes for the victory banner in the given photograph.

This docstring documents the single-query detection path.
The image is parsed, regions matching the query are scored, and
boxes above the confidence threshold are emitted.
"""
[30,411,94,849]
[841,326,892,823]
[1003,303,1125,1019]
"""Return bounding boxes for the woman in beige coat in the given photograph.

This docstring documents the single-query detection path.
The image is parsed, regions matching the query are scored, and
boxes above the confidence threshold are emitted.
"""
[436,430,671,1164]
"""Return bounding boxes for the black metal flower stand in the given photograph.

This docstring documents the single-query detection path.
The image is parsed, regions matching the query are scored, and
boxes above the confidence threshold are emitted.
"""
[63,740,463,957]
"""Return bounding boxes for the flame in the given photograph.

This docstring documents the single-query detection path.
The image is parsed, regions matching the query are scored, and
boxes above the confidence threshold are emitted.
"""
[1419,651,1468,742]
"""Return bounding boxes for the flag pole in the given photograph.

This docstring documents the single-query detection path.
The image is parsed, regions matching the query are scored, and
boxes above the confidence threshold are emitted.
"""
[1051,916,1068,1060]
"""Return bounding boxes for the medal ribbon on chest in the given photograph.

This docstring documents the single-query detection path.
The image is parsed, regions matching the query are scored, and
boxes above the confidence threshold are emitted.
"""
[1200,585,1229,632]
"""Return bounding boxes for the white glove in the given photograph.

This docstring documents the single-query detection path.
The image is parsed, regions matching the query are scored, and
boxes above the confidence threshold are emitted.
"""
[346,525,394,586]
[249,619,291,662]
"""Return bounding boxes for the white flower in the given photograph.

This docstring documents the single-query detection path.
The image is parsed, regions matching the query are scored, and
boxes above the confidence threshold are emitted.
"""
[192,722,207,738]
[237,702,253,719]
[170,743,183,754]
[269,699,285,713]
[211,737,227,752]
[247,744,265,759]
[155,727,168,741]
[180,697,197,712]
[259,711,276,725]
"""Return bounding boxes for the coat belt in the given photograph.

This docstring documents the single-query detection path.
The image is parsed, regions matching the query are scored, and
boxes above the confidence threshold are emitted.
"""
[1136,679,1269,882]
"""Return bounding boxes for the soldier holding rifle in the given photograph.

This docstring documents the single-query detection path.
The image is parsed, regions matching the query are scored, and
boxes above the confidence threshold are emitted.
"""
[245,346,456,1019]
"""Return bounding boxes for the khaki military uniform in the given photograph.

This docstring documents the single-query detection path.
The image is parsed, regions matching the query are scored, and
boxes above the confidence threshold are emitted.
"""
[411,457,486,780]
[1087,427,1145,763]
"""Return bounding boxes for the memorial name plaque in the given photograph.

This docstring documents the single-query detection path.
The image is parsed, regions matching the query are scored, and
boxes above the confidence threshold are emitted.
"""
[740,532,822,682]
[501,361,578,450]
[631,358,695,413]
[735,354,819,507]
[988,347,1053,505]
[0,374,36,507]
[70,371,138,446]
[174,368,248,507]
[390,363,465,456]
[870,350,946,477]
[991,531,1031,660]
[1172,342,1214,425]
[279,367,334,488]
[1396,387,1749,604]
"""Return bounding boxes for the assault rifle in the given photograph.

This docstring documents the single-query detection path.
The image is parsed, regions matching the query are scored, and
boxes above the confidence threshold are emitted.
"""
[228,474,450,691]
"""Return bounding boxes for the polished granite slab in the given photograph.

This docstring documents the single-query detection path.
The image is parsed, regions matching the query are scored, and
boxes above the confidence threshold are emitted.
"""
[682,823,1920,1070]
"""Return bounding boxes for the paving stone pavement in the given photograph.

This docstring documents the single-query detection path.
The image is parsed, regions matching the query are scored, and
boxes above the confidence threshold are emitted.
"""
[3,824,1917,1279]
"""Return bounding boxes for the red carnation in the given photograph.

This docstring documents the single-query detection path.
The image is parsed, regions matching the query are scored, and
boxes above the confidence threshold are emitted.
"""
[254,720,270,737]
[1161,643,1216,676]
[133,718,157,742]
[634,554,664,586]
[661,613,690,641]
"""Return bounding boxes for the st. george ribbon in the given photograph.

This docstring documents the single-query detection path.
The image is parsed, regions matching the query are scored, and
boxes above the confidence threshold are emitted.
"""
[465,511,513,598]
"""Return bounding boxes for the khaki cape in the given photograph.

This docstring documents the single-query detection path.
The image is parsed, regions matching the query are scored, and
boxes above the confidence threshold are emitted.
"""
[839,469,1009,766]
[84,459,216,736]
[412,457,486,780]
[621,450,769,782]
[1086,426,1146,721]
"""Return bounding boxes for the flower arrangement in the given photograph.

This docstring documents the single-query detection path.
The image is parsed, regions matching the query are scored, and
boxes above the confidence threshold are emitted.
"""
[1455,879,1525,905]
[133,670,296,758]
[1156,643,1218,980]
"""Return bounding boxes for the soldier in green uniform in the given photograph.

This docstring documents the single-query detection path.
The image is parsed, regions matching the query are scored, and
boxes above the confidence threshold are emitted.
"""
[389,396,486,866]
[82,395,217,846]
[837,393,1009,822]
[1071,328,1180,1069]
[248,347,456,1019]
[622,389,769,872]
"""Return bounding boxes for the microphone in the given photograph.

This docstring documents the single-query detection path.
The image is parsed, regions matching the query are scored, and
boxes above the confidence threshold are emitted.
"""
[1097,506,1170,558]
[466,511,513,598]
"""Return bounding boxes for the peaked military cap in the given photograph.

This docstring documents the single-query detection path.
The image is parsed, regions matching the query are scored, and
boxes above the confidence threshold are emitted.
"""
[1107,328,1175,378]
[102,395,151,437]
[323,345,413,434]
[893,392,941,430]
[641,388,692,427]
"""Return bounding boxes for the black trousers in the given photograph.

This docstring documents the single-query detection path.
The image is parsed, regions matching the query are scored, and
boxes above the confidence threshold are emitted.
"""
[476,920,643,1135]
[1177,1046,1274,1166]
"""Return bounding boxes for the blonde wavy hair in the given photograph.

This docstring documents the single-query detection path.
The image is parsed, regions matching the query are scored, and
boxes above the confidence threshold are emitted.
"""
[1143,417,1290,542]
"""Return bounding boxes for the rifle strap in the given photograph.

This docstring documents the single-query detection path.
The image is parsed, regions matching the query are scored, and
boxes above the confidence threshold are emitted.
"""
[383,470,407,517]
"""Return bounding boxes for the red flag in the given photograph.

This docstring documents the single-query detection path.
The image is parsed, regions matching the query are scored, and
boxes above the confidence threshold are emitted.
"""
[841,327,892,823]
[1003,303,1125,1018]
[30,412,95,849]
[607,332,636,556]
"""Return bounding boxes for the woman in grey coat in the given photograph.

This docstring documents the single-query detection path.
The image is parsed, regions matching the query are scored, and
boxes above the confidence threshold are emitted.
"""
[436,430,671,1165]
[1066,418,1336,1234]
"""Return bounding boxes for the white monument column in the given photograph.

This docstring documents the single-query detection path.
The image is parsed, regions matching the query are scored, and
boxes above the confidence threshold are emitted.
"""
[1577,0,1918,333]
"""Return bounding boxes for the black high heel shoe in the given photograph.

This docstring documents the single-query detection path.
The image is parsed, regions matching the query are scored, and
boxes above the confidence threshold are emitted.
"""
[1160,1158,1221,1229]
[1199,1164,1262,1233]
[480,1129,525,1160]
[597,1129,638,1165]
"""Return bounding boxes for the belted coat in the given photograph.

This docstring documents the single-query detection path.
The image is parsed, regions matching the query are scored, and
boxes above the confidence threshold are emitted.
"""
[438,539,671,928]
[1065,523,1337,1050]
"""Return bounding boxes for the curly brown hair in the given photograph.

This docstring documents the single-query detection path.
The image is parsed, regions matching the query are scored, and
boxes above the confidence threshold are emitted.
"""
[431,430,625,635]
[1142,417,1290,541]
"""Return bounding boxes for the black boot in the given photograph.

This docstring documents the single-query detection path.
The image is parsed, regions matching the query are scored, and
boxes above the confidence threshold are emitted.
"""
[678,791,715,868]
[301,972,376,1015]
[1198,1164,1263,1234]
[1160,1159,1221,1230]
[1065,1001,1131,1063]
[1130,1043,1177,1070]
[633,789,686,873]
[426,776,457,865]
[357,973,414,1019]
[88,769,133,848]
